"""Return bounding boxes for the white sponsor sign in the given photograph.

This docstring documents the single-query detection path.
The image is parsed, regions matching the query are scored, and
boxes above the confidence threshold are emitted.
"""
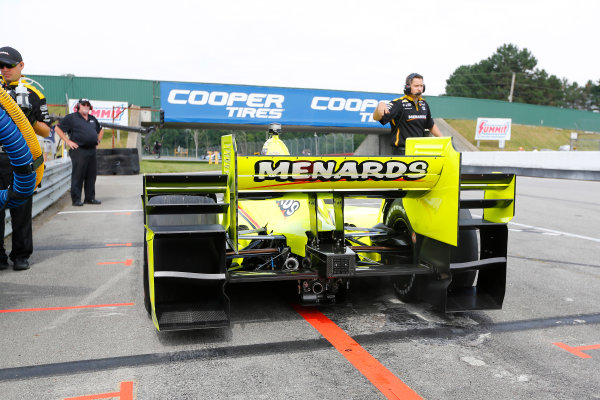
[68,99,129,126]
[475,118,512,140]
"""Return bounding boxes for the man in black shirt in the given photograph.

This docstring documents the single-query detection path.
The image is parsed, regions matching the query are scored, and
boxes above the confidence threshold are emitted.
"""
[0,46,51,271]
[373,73,442,155]
[55,99,104,206]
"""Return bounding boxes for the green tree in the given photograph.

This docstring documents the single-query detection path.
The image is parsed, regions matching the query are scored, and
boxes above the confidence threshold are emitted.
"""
[562,79,582,109]
[445,43,564,106]
[590,80,600,111]
[580,79,600,111]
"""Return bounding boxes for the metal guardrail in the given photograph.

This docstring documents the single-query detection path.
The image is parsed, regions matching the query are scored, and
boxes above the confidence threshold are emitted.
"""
[4,159,71,237]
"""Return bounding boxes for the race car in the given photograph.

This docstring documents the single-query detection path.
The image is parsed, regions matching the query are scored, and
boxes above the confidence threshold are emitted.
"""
[141,131,515,331]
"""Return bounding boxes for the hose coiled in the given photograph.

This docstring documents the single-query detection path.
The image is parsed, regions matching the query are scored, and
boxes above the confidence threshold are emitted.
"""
[0,85,44,208]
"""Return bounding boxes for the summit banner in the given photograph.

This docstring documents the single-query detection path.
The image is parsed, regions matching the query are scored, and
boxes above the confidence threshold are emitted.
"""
[475,117,512,140]
[67,99,129,126]
[160,81,398,129]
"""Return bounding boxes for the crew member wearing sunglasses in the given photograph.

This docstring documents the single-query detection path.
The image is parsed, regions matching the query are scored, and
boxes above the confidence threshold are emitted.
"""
[0,46,51,271]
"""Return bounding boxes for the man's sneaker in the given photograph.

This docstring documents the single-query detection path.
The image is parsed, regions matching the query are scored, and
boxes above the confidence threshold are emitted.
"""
[72,201,84,206]
[0,259,8,270]
[84,199,101,205]
[13,258,30,271]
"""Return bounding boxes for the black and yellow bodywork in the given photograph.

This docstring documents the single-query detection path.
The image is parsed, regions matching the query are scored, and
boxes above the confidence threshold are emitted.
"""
[142,135,515,331]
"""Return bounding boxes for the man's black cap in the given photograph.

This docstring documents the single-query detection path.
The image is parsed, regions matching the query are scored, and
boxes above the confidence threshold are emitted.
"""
[0,47,23,64]
[78,98,93,109]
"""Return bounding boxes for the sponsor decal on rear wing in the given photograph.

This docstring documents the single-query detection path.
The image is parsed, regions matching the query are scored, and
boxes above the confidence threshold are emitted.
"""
[237,156,444,191]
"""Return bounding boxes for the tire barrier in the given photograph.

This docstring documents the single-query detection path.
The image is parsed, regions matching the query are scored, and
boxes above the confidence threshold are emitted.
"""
[97,148,140,175]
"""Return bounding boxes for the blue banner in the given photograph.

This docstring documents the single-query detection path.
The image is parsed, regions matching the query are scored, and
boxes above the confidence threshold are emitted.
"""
[160,81,400,129]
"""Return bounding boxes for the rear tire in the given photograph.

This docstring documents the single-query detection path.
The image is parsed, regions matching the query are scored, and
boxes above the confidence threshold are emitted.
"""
[392,274,420,303]
[384,200,420,303]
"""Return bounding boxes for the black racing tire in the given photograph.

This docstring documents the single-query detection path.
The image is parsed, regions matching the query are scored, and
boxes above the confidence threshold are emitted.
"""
[449,209,479,290]
[384,199,421,303]
[392,274,420,303]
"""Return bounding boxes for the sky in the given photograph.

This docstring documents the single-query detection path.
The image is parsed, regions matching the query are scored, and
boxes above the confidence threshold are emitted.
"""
[2,0,599,97]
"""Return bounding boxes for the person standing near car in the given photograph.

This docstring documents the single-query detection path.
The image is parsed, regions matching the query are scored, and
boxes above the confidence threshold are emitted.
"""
[54,99,104,206]
[0,46,51,271]
[373,73,442,155]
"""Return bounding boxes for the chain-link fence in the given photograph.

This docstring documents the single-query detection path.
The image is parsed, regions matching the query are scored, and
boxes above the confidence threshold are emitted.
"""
[141,145,221,159]
[142,132,363,158]
[239,133,358,156]
[142,146,227,159]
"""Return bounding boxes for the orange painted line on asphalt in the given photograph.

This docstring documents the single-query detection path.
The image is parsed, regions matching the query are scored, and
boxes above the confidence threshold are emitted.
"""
[64,381,134,400]
[97,259,133,266]
[105,243,132,247]
[292,304,422,400]
[114,212,132,215]
[0,303,134,314]
[554,342,600,359]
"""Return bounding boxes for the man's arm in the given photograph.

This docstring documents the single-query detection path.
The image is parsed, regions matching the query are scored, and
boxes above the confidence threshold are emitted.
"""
[33,121,50,138]
[54,125,79,149]
[97,128,104,144]
[372,101,389,121]
[430,124,442,137]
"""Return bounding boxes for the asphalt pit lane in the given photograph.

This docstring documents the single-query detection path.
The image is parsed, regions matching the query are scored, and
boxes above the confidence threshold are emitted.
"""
[384,308,429,330]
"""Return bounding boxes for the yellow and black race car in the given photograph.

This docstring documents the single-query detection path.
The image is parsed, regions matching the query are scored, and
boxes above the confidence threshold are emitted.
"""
[141,132,515,331]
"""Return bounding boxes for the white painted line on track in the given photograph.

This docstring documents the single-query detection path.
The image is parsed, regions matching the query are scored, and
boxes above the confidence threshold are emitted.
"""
[473,213,600,243]
[509,222,600,243]
[39,265,134,333]
[58,209,143,215]
[509,221,600,242]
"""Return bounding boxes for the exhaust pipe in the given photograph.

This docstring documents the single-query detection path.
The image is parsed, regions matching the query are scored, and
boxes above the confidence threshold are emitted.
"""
[311,280,324,295]
[284,257,299,271]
